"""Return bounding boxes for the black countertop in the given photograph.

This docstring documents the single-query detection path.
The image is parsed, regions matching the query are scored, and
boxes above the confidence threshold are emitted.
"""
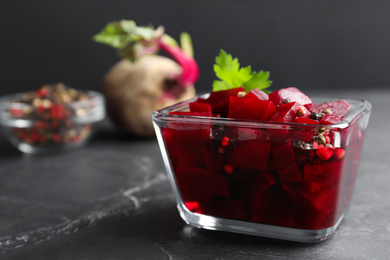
[0,90,389,259]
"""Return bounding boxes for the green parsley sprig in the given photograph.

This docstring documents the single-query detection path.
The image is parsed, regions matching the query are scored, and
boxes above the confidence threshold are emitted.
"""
[212,50,272,93]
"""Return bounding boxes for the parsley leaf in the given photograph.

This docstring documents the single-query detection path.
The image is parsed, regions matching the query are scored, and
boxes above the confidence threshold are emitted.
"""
[212,50,272,93]
[212,80,232,92]
[244,70,272,93]
[212,50,252,91]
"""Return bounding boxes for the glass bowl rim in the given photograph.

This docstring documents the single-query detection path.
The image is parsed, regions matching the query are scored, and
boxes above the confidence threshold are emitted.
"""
[152,94,372,130]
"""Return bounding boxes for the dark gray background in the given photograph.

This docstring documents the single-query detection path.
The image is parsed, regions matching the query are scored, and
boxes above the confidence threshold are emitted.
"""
[1,0,389,96]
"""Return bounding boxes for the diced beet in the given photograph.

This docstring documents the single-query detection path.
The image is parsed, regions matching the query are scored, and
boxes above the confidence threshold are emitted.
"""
[162,126,210,146]
[296,117,320,125]
[246,88,269,101]
[228,96,264,120]
[268,127,291,143]
[249,191,281,209]
[270,102,295,122]
[320,160,344,185]
[252,195,297,227]
[292,125,315,143]
[304,103,313,112]
[164,111,211,145]
[267,102,302,143]
[269,101,309,123]
[320,114,343,124]
[253,172,277,191]
[227,140,271,173]
[260,101,277,120]
[269,87,312,107]
[166,141,207,169]
[175,167,230,202]
[163,112,211,169]
[189,102,212,113]
[294,180,325,193]
[225,127,268,141]
[204,87,245,117]
[282,183,338,214]
[167,111,211,131]
[228,97,276,121]
[311,99,351,118]
[201,146,226,173]
[272,143,302,183]
[304,163,324,182]
[298,188,339,214]
[295,208,336,230]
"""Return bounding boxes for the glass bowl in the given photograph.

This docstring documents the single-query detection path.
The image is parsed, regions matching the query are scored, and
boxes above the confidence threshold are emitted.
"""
[0,90,105,154]
[152,94,372,243]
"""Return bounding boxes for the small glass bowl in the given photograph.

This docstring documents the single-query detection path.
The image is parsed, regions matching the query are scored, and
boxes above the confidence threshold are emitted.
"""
[0,90,105,154]
[152,94,372,243]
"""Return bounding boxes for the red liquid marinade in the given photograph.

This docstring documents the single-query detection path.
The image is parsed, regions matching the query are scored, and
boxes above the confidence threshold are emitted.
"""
[162,121,364,230]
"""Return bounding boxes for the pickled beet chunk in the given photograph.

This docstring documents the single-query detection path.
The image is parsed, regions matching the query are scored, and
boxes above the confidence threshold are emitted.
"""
[303,163,324,182]
[251,194,298,227]
[292,118,318,143]
[272,143,302,183]
[165,111,211,143]
[296,117,320,125]
[269,101,310,123]
[189,102,212,113]
[228,96,276,121]
[295,208,336,230]
[162,127,210,146]
[269,87,312,107]
[227,140,272,173]
[283,175,339,215]
[201,146,226,173]
[245,88,269,101]
[299,188,339,214]
[310,99,351,118]
[165,141,207,169]
[167,111,211,132]
[202,86,245,117]
[269,102,310,143]
[253,172,277,191]
[320,114,343,124]
[175,167,230,202]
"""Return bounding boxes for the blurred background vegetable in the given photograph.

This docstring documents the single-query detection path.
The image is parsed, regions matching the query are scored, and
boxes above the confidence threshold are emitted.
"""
[93,20,199,137]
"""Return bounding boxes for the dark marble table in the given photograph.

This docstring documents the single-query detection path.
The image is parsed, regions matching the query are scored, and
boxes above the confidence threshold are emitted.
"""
[0,90,389,259]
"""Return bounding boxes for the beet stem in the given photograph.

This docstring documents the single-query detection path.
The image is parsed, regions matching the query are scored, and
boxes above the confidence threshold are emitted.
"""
[158,39,199,87]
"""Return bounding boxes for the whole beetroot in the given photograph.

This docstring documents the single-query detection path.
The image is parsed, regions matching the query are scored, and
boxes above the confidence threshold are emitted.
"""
[94,20,199,137]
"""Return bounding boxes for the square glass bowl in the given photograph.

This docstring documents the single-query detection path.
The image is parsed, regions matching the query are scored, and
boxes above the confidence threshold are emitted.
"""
[0,90,105,154]
[153,95,372,243]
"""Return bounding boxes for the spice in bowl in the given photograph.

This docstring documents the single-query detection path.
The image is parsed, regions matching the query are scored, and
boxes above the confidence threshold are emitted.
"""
[0,83,105,153]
